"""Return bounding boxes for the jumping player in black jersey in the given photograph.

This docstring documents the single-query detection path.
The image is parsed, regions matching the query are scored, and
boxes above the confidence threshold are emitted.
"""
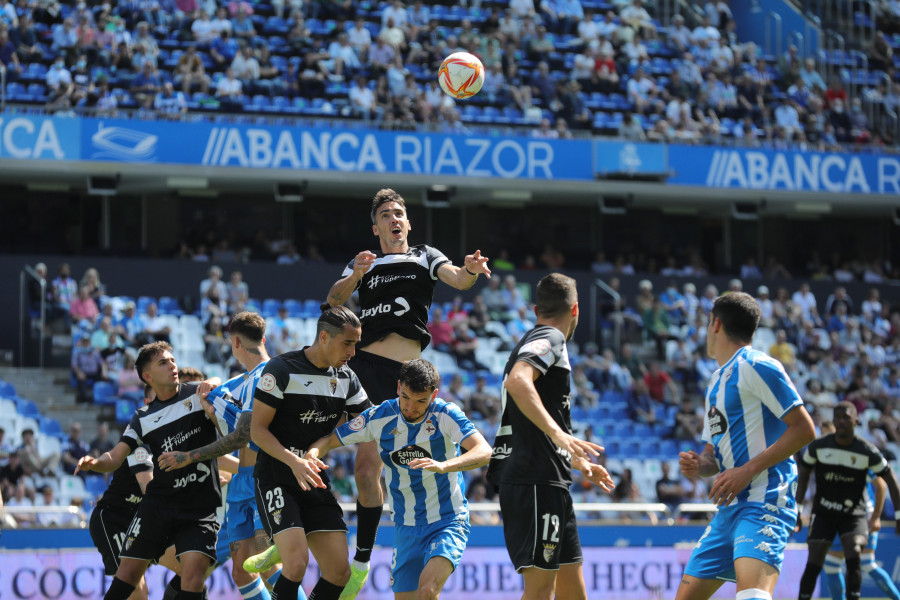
[795,401,900,600]
[487,273,614,600]
[324,187,492,598]
[76,342,225,600]
[250,306,371,600]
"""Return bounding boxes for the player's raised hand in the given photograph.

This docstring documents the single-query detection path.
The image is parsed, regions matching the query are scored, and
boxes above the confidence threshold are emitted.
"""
[291,458,325,491]
[75,455,98,475]
[708,464,753,507]
[464,250,492,278]
[196,381,216,399]
[352,251,377,277]
[408,457,448,474]
[679,451,700,477]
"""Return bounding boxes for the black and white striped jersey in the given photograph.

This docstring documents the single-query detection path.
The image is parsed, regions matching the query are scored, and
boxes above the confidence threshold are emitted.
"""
[802,433,890,515]
[95,444,153,515]
[343,244,451,350]
[122,382,222,511]
[254,349,371,486]
[487,325,574,490]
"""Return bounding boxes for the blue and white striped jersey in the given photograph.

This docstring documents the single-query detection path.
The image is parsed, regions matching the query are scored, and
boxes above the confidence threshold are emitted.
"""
[335,397,477,527]
[207,361,268,451]
[702,346,804,508]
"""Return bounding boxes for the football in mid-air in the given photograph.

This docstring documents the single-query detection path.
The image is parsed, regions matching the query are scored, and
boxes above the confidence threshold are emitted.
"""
[438,52,485,100]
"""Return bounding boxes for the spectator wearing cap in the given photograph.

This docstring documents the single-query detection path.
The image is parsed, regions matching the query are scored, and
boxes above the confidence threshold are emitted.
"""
[72,334,108,403]
[756,286,774,328]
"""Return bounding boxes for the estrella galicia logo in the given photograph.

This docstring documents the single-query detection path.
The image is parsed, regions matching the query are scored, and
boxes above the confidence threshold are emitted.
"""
[391,444,431,467]
[707,406,727,437]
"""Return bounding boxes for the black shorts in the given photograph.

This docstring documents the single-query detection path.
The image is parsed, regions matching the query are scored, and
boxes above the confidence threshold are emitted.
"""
[499,483,582,573]
[807,510,868,544]
[348,350,403,404]
[118,503,219,563]
[89,506,138,575]
[255,478,347,539]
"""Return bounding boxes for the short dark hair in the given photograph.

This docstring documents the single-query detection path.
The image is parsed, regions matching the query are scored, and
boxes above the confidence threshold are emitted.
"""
[399,358,439,393]
[135,341,173,384]
[317,305,361,337]
[178,366,206,382]
[229,311,266,344]
[834,401,858,419]
[710,292,760,343]
[370,188,406,223]
[143,383,154,399]
[535,273,577,318]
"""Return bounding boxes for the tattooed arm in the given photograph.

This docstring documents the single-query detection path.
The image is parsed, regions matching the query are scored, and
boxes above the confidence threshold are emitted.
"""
[157,412,252,471]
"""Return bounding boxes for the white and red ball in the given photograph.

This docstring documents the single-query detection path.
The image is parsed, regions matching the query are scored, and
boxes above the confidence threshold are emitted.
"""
[438,52,485,100]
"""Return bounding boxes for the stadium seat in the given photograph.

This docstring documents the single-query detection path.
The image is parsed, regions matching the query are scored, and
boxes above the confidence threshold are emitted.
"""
[262,298,282,316]
[15,396,40,417]
[85,475,108,499]
[39,417,64,438]
[93,381,120,405]
[0,380,16,398]
[59,475,88,504]
[116,399,137,424]
[283,298,303,317]
[158,296,184,316]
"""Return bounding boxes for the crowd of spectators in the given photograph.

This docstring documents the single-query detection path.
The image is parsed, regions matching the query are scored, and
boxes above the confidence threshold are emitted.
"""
[13,254,900,527]
[0,0,897,147]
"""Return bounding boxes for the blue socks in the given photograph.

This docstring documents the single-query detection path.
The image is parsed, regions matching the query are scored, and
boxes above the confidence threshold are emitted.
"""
[238,577,271,600]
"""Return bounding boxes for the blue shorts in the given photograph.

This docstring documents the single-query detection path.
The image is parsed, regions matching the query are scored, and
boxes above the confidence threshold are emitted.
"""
[227,467,264,542]
[391,518,470,593]
[684,503,796,582]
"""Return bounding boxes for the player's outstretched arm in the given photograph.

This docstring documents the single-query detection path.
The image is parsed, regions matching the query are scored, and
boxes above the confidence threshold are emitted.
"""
[437,250,492,290]
[709,405,815,507]
[75,441,132,474]
[409,431,492,474]
[326,250,376,307]
[251,401,324,491]
[504,361,602,461]
[158,412,252,471]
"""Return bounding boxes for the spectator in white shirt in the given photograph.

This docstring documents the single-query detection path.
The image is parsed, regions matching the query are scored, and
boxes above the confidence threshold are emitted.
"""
[347,16,372,62]
[774,99,801,136]
[791,282,821,325]
[381,0,408,31]
[231,44,260,85]
[668,14,691,52]
[691,15,720,43]
[620,0,655,38]
[200,265,228,299]
[210,6,233,37]
[349,75,377,119]
[46,55,73,108]
[509,0,536,19]
[191,10,217,44]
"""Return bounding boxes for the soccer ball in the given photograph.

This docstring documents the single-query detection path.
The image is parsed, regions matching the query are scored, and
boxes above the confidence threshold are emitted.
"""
[438,52,485,100]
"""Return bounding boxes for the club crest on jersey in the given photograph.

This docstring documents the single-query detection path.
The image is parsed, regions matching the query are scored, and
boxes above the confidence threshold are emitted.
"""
[330,376,338,395]
[707,406,727,437]
[183,399,192,411]
[523,338,551,357]
[125,536,135,551]
[542,543,557,563]
[424,420,435,435]
[272,509,282,525]
[259,373,277,392]
[349,415,366,432]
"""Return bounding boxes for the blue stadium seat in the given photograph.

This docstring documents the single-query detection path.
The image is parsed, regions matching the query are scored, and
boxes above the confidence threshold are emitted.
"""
[27,83,47,102]
[302,299,321,318]
[39,417,63,438]
[283,298,303,317]
[158,296,183,316]
[85,475,108,498]
[262,298,282,316]
[93,381,120,406]
[116,399,137,423]
[137,296,156,312]
[0,380,16,398]
[5,82,27,101]
[272,96,290,113]
[15,397,39,417]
